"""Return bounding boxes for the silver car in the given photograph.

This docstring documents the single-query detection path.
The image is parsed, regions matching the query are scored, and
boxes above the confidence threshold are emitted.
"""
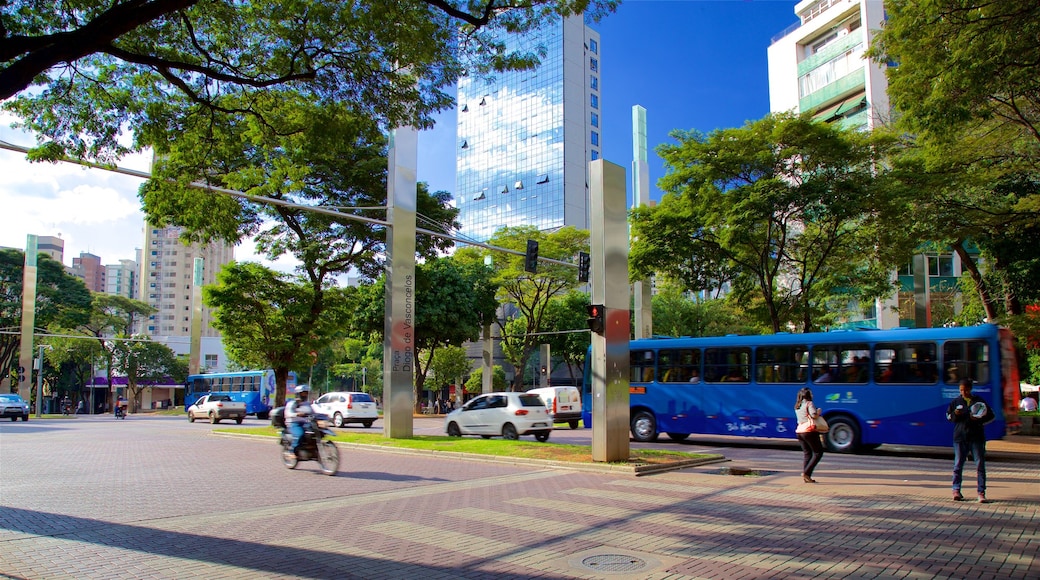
[312,391,379,428]
[444,392,552,442]
[0,393,30,421]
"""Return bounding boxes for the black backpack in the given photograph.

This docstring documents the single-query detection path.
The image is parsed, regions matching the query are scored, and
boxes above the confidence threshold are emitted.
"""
[270,406,286,429]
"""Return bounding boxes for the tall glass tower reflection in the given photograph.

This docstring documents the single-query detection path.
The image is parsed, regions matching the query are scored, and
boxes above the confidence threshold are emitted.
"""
[455,15,601,242]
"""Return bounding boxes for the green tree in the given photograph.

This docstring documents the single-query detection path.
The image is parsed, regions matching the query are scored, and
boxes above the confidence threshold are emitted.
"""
[650,113,897,333]
[352,256,498,412]
[650,286,768,338]
[44,333,104,403]
[540,291,592,382]
[111,337,186,413]
[76,294,156,396]
[0,250,92,392]
[5,1,618,162]
[203,262,353,408]
[430,345,472,401]
[459,225,589,389]
[869,1,1040,167]
[464,365,508,394]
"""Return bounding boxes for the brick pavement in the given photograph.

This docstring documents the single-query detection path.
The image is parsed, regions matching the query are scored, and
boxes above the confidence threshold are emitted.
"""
[1,417,1037,579]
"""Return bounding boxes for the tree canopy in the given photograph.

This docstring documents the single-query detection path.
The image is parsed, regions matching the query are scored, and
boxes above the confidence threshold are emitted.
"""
[3,0,617,163]
[870,0,1040,168]
[647,113,899,332]
[0,249,92,391]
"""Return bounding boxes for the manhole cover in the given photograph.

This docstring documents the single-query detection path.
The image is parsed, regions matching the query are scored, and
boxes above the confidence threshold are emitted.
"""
[706,467,778,477]
[580,554,648,572]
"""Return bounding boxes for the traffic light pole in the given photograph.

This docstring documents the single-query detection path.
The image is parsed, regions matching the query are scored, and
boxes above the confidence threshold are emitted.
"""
[589,159,630,463]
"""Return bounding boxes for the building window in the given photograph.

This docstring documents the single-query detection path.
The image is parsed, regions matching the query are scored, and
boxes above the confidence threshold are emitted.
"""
[590,94,598,109]
[536,174,549,184]
[460,140,468,149]
[461,104,468,112]
[590,75,598,90]
[928,255,954,277]
[514,180,524,190]
[590,131,599,146]
[498,185,508,194]
[591,112,599,127]
[479,96,486,106]
[204,354,218,369]
[473,191,486,201]
[589,39,598,54]
[591,150,600,161]
[589,57,598,72]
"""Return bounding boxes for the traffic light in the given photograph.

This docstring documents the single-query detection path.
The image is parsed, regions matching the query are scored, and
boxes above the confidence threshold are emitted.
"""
[587,304,605,335]
[524,239,539,273]
[577,251,590,283]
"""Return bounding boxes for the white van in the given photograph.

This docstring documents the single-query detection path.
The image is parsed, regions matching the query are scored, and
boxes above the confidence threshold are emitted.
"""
[526,386,583,429]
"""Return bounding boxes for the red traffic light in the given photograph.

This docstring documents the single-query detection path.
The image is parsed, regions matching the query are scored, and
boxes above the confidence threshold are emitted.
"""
[587,304,605,334]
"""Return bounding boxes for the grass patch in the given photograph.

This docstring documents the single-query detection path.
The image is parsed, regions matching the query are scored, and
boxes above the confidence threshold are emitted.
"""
[225,426,718,466]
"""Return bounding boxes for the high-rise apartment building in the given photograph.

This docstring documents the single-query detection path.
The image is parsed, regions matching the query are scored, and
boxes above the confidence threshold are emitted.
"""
[454,15,601,242]
[105,259,138,299]
[139,225,233,338]
[35,235,65,264]
[71,252,105,292]
[767,0,973,329]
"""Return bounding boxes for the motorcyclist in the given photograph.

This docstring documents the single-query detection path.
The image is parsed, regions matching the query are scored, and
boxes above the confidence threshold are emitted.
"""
[285,385,313,454]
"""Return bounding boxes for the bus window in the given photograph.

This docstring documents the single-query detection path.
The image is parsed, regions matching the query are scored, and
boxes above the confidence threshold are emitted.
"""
[875,342,938,383]
[812,344,869,383]
[248,376,259,391]
[659,348,700,382]
[704,347,750,383]
[943,341,990,385]
[631,350,655,383]
[756,345,808,383]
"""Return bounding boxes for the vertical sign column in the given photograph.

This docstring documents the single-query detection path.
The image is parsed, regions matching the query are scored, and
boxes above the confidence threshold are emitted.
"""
[631,105,652,339]
[189,257,204,375]
[589,160,631,462]
[17,235,38,396]
[383,126,418,438]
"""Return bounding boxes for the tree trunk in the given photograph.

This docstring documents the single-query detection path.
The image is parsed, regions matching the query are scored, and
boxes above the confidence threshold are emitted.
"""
[952,242,999,321]
[273,367,290,408]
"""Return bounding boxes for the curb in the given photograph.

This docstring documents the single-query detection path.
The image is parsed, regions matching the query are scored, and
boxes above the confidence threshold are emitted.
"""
[213,431,728,475]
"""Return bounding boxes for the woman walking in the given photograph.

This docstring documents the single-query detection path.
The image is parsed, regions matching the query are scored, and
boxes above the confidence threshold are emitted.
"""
[795,387,825,483]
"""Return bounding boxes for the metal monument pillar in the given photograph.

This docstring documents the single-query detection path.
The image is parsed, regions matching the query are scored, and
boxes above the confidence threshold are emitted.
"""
[482,324,493,394]
[16,235,38,396]
[383,126,418,438]
[188,257,204,375]
[631,106,652,339]
[539,344,550,388]
[913,254,929,328]
[589,160,631,462]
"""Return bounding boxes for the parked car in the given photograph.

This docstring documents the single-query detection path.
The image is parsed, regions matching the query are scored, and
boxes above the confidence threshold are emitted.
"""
[0,393,30,421]
[444,392,552,442]
[312,391,378,428]
[526,386,583,429]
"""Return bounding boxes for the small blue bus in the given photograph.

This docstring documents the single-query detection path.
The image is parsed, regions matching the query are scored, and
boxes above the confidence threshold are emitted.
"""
[582,324,1021,452]
[184,370,297,420]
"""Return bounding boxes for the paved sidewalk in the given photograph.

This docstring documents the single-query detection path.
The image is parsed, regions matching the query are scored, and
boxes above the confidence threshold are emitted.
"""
[1,419,1037,579]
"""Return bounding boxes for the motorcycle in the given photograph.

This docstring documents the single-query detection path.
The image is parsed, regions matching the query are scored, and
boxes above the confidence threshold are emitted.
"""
[271,407,339,476]
[114,405,126,419]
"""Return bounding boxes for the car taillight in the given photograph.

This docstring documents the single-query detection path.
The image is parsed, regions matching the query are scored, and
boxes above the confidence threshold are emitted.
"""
[347,402,353,409]
[216,402,223,408]
[515,409,529,416]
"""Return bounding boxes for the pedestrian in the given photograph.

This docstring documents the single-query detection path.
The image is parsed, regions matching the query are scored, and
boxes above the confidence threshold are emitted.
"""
[794,387,824,483]
[946,378,995,503]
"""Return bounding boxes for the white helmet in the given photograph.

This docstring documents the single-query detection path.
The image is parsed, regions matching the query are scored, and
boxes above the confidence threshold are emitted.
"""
[294,385,311,394]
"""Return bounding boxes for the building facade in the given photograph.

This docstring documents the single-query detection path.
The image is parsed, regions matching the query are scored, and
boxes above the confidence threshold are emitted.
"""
[104,258,138,299]
[138,225,233,340]
[454,15,601,242]
[35,235,65,264]
[71,252,105,292]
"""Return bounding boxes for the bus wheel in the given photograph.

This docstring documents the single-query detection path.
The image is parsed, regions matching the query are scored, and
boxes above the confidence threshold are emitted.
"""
[824,416,859,453]
[666,432,690,442]
[630,411,659,443]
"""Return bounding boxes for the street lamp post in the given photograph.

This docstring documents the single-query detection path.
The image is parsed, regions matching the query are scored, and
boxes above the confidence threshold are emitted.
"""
[34,344,52,417]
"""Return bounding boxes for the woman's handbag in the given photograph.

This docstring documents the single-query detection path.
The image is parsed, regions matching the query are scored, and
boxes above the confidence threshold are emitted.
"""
[813,414,830,433]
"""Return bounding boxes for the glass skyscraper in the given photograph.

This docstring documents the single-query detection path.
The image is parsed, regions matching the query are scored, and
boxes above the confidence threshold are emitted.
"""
[455,16,601,242]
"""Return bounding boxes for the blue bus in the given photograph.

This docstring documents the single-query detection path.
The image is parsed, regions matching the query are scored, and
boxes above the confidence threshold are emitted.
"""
[184,370,297,420]
[582,324,1022,452]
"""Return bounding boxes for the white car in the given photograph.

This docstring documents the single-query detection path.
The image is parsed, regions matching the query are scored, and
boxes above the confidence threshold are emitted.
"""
[312,391,379,428]
[444,392,552,442]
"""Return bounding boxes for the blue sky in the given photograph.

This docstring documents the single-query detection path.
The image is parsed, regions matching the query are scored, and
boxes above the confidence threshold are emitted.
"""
[1,0,799,265]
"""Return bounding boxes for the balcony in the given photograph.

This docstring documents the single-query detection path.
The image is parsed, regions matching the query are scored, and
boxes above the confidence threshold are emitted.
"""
[799,67,865,113]
[797,30,864,77]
